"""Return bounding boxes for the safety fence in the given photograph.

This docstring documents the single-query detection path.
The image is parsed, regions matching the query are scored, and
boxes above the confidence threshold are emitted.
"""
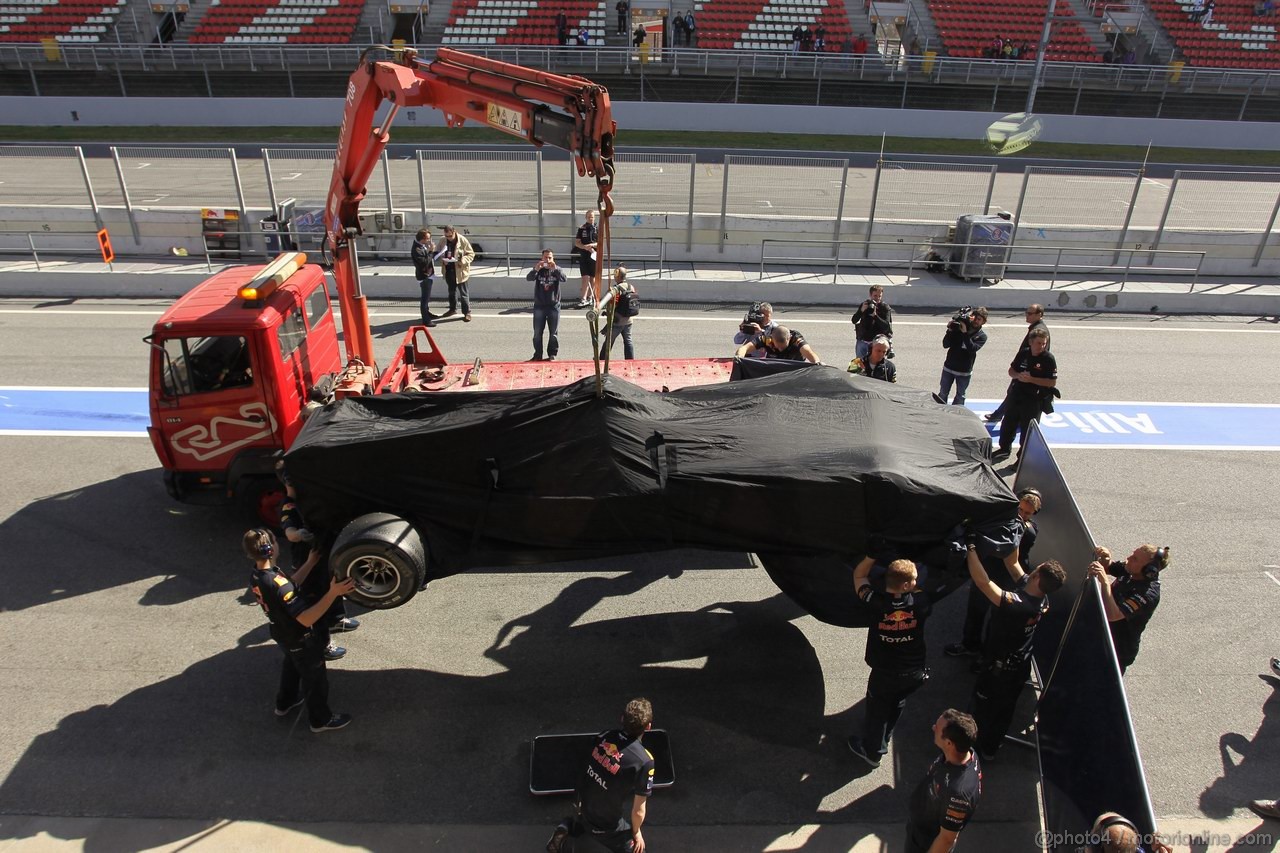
[1,146,1277,266]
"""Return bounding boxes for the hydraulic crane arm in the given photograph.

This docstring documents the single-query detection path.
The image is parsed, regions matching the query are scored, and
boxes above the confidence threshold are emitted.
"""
[324,47,617,367]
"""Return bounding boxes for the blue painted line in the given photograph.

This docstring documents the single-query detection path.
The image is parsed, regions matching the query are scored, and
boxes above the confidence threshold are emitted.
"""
[0,388,150,435]
[1,389,1278,450]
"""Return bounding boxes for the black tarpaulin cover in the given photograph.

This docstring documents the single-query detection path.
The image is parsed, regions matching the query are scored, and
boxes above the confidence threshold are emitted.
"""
[287,366,1017,620]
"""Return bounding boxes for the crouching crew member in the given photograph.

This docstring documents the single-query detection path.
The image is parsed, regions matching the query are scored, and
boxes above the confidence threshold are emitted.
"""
[965,545,1066,760]
[548,697,656,853]
[847,335,897,382]
[904,709,982,853]
[848,554,930,768]
[245,528,356,733]
[1088,544,1169,674]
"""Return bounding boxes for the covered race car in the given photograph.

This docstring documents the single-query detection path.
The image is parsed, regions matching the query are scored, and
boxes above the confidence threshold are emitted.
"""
[285,365,1017,624]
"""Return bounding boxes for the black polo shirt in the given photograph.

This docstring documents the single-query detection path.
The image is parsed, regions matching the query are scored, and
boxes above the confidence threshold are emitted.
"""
[905,751,982,852]
[250,566,308,646]
[1106,562,1161,667]
[984,574,1049,667]
[1009,349,1057,401]
[1018,518,1039,568]
[764,330,810,361]
[577,729,655,833]
[859,584,931,672]
[279,497,311,569]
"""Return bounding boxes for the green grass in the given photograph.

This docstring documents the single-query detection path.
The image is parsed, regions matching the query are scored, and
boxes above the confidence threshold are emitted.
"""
[1,125,1276,165]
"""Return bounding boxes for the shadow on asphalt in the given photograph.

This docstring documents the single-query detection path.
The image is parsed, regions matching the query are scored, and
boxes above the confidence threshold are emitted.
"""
[1199,674,1280,827]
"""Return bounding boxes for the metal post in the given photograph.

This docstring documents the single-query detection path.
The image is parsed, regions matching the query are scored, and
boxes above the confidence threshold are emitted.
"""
[900,62,909,108]
[686,154,696,252]
[417,150,428,227]
[1253,185,1280,268]
[381,151,394,234]
[203,64,213,98]
[111,146,141,244]
[1238,81,1252,122]
[76,146,104,230]
[982,165,997,214]
[568,157,576,226]
[284,49,295,98]
[1149,171,1180,258]
[1009,167,1032,249]
[115,61,127,97]
[1114,166,1144,265]
[228,149,252,254]
[262,150,280,215]
[1024,0,1055,114]
[718,155,732,254]
[863,158,884,259]
[28,233,41,271]
[28,67,39,96]
[832,159,849,258]
[536,151,545,246]
[733,63,740,103]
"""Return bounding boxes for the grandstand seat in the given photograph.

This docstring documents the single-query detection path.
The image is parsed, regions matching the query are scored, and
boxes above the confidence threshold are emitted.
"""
[926,0,1101,62]
[1145,0,1278,68]
[443,0,604,46]
[188,0,362,43]
[0,0,120,43]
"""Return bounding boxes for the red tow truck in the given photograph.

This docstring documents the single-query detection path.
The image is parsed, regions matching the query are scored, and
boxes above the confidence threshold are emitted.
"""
[145,48,733,522]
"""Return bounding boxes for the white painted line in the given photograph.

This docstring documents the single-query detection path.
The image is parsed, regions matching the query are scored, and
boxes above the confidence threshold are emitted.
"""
[1047,443,1280,450]
[0,385,147,391]
[0,429,148,437]
[1264,571,1280,587]
[280,172,303,180]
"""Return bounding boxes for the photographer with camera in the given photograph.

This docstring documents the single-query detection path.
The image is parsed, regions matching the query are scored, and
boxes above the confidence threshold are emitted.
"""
[848,335,897,382]
[732,301,775,358]
[939,306,989,406]
[851,285,894,361]
[736,324,821,364]
[992,327,1056,463]
[527,249,567,362]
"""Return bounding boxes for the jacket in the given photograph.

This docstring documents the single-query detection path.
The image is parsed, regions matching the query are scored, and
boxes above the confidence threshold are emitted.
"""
[411,240,434,280]
[437,233,475,284]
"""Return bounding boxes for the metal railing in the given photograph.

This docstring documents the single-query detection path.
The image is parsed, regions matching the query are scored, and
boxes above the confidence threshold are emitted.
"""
[0,229,112,270]
[759,238,1207,290]
[2,43,1278,95]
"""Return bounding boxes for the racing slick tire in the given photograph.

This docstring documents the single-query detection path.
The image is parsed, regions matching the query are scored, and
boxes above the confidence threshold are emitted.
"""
[330,513,427,610]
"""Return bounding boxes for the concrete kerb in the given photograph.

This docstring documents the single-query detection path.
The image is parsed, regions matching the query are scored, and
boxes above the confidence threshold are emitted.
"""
[1,261,1278,316]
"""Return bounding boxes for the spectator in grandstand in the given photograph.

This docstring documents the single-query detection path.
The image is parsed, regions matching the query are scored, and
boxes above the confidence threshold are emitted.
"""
[1020,41,1034,59]
[1086,545,1168,674]
[684,10,695,46]
[908,35,920,56]
[673,11,686,45]
[615,0,628,35]
[577,26,591,46]
[556,9,568,45]
[848,335,896,382]
[1255,0,1276,17]
[792,24,805,53]
[851,284,894,361]
[853,33,869,67]
[815,24,827,51]
[735,325,821,364]
[986,303,1049,424]
[801,25,814,52]
[733,301,776,356]
[904,709,982,853]
[966,547,1066,760]
[992,327,1056,463]
[574,209,600,308]
[633,23,646,48]
[938,306,989,406]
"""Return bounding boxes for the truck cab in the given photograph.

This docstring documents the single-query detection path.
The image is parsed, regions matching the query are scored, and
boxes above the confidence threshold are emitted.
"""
[145,254,341,520]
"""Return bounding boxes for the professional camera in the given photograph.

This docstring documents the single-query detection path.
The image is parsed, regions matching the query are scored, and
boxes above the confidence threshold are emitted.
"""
[948,306,976,332]
[740,302,767,335]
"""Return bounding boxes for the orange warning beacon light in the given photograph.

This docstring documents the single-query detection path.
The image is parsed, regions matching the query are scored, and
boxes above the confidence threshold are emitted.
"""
[96,228,114,264]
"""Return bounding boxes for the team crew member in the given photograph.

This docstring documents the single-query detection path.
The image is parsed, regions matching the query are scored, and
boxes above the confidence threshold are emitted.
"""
[278,463,357,662]
[993,327,1056,462]
[851,285,894,361]
[574,209,600,309]
[847,334,897,382]
[986,304,1049,423]
[965,546,1066,759]
[548,697,656,853]
[904,709,982,853]
[848,554,931,768]
[945,500,1037,662]
[1087,544,1169,673]
[735,324,821,363]
[244,528,356,733]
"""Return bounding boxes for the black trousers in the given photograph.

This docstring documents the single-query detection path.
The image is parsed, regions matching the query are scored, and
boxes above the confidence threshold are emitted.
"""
[989,378,1017,418]
[863,668,927,756]
[277,633,333,727]
[998,395,1043,451]
[972,661,1030,755]
[960,563,1016,652]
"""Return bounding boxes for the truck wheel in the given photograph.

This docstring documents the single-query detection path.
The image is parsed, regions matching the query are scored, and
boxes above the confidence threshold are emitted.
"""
[238,476,285,528]
[330,513,427,610]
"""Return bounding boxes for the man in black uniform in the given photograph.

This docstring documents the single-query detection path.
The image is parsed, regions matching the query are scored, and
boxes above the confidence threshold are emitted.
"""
[965,545,1066,759]
[986,303,1049,423]
[851,284,894,361]
[278,462,358,661]
[848,554,930,769]
[245,527,356,733]
[944,499,1037,662]
[904,708,982,853]
[993,327,1057,462]
[573,209,600,309]
[548,697,656,853]
[735,324,821,364]
[1087,544,1168,674]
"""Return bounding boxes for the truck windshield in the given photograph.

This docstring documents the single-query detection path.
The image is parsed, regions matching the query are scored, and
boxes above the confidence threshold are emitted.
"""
[161,336,254,396]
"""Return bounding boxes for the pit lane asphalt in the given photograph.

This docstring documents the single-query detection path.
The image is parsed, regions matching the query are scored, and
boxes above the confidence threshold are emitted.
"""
[0,300,1278,851]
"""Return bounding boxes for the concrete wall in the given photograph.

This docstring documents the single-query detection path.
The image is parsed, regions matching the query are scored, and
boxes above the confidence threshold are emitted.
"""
[4,95,1280,150]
